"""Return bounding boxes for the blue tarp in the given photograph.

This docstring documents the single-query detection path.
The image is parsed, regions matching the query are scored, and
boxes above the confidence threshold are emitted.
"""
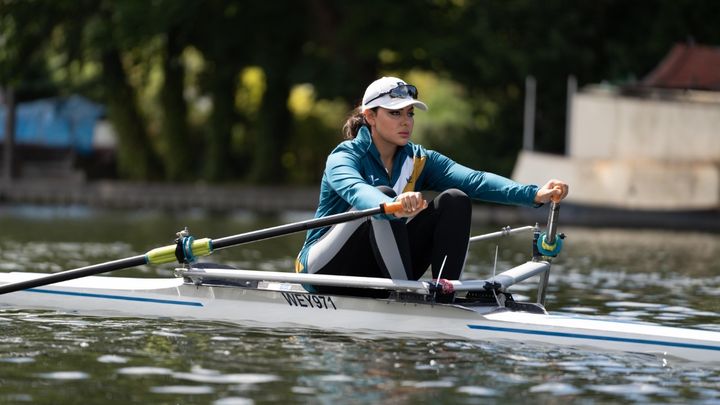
[0,95,105,155]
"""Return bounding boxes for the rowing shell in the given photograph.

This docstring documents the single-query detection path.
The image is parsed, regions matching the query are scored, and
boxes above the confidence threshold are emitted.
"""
[0,263,718,363]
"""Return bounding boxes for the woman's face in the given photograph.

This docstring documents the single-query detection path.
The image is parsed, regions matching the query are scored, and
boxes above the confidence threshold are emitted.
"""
[364,106,415,149]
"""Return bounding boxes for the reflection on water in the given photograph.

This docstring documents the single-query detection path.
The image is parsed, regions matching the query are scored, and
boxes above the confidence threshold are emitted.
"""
[2,311,719,404]
[0,208,719,403]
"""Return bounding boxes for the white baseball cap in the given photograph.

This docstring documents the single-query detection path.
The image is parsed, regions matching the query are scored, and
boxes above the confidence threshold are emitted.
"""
[361,77,428,112]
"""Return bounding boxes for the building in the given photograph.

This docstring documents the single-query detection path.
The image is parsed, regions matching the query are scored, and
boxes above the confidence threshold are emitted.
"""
[0,94,116,182]
[512,43,720,230]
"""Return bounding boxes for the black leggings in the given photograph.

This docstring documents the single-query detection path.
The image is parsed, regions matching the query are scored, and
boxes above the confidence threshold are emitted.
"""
[312,188,471,296]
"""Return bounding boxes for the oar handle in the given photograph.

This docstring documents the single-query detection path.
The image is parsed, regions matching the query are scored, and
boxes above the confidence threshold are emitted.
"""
[545,202,560,245]
[537,187,564,257]
[382,201,403,214]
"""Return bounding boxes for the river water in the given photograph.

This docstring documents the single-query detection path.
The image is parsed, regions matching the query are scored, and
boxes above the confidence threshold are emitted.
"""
[0,206,719,404]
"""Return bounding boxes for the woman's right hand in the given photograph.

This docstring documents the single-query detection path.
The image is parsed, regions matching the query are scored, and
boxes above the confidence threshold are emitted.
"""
[534,179,569,204]
[393,191,428,218]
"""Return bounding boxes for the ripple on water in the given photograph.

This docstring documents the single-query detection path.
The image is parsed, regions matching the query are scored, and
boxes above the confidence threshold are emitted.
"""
[663,305,717,317]
[559,306,598,314]
[606,310,648,320]
[625,374,661,383]
[117,366,174,376]
[151,330,186,338]
[316,374,354,382]
[456,386,498,396]
[291,386,317,395]
[150,385,215,395]
[0,357,35,364]
[173,372,280,384]
[97,354,128,364]
[117,364,281,385]
[404,379,455,388]
[696,323,720,332]
[529,382,582,395]
[37,371,90,380]
[211,336,241,341]
[586,383,677,399]
[212,397,255,405]
[605,301,664,309]
[654,313,690,322]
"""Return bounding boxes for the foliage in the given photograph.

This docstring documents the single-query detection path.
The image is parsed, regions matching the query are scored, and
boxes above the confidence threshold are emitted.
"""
[2,0,719,183]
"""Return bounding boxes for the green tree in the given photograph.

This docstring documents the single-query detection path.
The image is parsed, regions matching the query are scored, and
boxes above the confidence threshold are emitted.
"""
[188,0,250,182]
[247,2,309,183]
[90,1,163,179]
[4,0,720,184]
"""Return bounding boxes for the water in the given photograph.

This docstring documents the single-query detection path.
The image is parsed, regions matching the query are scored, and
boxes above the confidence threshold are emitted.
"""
[1,206,719,404]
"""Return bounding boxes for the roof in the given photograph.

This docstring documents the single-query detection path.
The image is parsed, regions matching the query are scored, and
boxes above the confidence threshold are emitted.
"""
[642,43,720,91]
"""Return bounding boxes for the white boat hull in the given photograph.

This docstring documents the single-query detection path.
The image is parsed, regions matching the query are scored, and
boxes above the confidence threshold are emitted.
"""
[1,271,719,363]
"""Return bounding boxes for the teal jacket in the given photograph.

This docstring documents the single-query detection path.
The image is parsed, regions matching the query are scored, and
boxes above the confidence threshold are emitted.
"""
[295,126,539,273]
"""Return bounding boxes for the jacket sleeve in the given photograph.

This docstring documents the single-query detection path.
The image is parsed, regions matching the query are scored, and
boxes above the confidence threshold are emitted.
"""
[422,150,539,207]
[325,150,395,211]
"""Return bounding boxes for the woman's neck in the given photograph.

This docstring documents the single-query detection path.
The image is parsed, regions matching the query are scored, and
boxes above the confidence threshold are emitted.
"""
[371,132,398,174]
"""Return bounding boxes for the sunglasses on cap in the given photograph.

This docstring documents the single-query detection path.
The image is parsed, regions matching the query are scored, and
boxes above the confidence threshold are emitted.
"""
[365,84,419,104]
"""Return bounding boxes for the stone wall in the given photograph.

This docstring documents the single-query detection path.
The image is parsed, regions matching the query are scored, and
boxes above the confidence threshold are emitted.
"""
[570,89,720,162]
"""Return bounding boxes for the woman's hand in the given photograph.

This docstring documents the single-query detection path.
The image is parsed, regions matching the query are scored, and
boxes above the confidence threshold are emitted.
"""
[393,191,428,218]
[534,179,569,204]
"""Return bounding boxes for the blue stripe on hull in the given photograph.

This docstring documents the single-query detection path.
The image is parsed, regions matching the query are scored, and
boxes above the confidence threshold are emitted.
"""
[467,324,720,352]
[27,288,204,307]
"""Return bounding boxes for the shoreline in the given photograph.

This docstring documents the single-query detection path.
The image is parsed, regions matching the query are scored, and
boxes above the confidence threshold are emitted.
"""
[1,179,717,232]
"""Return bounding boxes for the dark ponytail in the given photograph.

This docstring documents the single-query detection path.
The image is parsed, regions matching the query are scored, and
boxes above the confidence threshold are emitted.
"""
[342,107,368,139]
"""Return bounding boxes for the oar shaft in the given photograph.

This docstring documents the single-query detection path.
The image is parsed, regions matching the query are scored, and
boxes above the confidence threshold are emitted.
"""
[0,255,147,295]
[212,203,400,250]
[0,202,403,295]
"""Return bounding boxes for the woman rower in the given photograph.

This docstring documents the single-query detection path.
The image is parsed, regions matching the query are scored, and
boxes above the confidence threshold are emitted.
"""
[296,76,569,299]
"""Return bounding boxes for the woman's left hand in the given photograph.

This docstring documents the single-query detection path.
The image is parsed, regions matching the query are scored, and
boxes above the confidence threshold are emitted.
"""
[534,179,569,204]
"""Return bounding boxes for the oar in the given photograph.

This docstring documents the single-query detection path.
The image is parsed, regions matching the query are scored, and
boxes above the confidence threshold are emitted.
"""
[0,202,403,295]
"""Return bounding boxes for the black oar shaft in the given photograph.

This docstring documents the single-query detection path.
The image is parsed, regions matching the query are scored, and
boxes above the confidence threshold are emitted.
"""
[0,255,147,295]
[212,205,387,250]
